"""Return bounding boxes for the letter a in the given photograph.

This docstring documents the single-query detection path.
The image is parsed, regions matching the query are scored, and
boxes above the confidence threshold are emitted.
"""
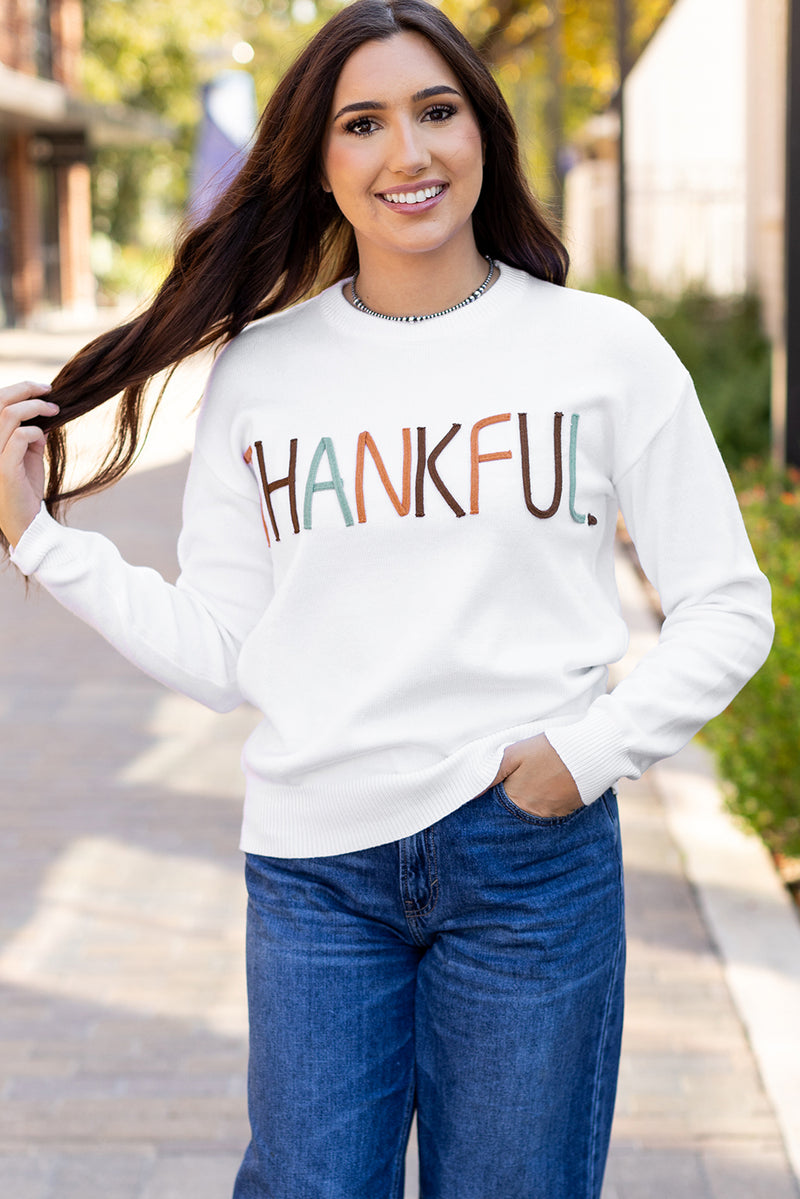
[303,437,355,529]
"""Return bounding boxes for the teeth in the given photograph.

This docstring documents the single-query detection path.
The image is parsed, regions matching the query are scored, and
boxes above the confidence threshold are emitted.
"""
[384,185,444,204]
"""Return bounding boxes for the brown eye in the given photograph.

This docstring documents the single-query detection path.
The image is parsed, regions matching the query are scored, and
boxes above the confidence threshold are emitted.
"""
[424,104,457,122]
[344,116,379,136]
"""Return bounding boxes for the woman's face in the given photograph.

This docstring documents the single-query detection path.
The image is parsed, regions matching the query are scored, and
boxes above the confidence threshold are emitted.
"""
[321,31,484,266]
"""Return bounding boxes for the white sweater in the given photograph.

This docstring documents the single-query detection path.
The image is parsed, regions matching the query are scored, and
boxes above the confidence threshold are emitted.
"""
[11,265,774,856]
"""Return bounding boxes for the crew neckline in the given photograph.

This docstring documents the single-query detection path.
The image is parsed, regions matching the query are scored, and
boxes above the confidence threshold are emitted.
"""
[318,260,530,341]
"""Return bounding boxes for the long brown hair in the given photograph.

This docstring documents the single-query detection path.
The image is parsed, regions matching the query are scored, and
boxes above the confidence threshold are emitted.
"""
[12,0,568,548]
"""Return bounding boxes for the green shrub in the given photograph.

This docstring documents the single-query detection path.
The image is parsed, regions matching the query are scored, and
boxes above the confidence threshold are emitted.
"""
[589,278,771,469]
[646,292,771,468]
[701,461,800,855]
[589,281,790,850]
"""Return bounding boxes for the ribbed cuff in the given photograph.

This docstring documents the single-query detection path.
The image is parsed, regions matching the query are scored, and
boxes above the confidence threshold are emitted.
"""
[9,504,66,576]
[544,702,637,805]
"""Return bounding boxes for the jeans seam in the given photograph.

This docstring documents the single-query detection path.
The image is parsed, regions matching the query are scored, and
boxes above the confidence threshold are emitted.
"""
[598,788,618,834]
[388,1062,417,1199]
[585,872,625,1199]
[400,828,440,922]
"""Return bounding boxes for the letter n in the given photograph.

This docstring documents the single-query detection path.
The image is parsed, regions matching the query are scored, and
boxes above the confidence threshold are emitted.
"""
[355,429,412,523]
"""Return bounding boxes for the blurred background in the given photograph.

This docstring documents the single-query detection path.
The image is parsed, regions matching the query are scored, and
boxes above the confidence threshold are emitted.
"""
[1,6,800,1196]
[2,0,795,878]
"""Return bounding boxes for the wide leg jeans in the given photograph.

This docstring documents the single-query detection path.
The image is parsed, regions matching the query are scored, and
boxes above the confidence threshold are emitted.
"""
[233,785,625,1199]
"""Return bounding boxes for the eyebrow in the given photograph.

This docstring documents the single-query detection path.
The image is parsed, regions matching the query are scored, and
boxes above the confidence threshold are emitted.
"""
[332,85,462,122]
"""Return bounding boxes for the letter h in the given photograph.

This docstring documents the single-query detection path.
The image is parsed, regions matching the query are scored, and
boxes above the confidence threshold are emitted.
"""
[254,439,300,542]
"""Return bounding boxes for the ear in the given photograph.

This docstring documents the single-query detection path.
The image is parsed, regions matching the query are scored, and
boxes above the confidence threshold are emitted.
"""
[320,172,332,194]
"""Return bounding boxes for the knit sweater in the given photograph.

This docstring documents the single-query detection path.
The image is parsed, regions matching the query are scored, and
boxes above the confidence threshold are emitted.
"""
[11,265,774,856]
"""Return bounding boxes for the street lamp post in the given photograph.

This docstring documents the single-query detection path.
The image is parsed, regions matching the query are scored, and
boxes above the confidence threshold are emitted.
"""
[786,0,800,466]
[615,0,629,288]
[547,0,564,228]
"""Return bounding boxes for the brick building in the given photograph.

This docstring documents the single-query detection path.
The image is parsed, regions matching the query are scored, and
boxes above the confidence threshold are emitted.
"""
[0,0,164,327]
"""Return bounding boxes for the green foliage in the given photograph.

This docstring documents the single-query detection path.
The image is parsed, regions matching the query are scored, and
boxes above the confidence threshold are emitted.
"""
[592,282,786,851]
[591,279,771,468]
[91,234,173,305]
[701,462,800,856]
[81,0,677,260]
[645,291,771,469]
[441,0,676,206]
[82,0,220,251]
[80,0,335,261]
[441,0,675,80]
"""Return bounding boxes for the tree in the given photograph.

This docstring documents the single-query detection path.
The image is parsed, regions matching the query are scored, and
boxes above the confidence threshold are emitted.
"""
[440,0,676,204]
[81,0,325,255]
[81,0,676,263]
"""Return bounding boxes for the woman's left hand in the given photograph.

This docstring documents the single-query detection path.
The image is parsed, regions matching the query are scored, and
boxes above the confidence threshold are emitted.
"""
[489,733,583,818]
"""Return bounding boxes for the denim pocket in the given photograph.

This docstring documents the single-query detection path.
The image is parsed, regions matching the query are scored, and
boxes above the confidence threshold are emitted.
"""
[493,781,592,826]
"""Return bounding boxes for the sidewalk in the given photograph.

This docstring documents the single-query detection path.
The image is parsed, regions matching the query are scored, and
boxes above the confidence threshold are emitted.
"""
[1,323,799,1198]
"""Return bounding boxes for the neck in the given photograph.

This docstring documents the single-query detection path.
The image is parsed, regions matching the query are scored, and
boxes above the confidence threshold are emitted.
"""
[350,239,492,319]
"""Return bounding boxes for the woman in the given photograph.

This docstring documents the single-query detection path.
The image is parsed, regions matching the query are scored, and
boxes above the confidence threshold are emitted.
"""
[0,1,773,1196]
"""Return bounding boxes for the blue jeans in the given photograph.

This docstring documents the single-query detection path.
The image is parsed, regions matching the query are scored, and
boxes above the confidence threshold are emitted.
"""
[233,785,625,1199]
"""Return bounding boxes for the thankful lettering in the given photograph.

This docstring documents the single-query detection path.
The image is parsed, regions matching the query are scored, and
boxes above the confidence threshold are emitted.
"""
[244,412,597,546]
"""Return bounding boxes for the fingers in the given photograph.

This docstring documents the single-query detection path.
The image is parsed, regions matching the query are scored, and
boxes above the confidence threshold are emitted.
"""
[0,394,60,452]
[0,380,53,406]
[495,734,581,808]
[0,384,59,547]
[5,423,48,459]
[0,422,50,547]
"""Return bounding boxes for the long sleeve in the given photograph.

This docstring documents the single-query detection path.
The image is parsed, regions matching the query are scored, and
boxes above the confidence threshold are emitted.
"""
[4,270,779,856]
[545,381,774,803]
[10,442,274,712]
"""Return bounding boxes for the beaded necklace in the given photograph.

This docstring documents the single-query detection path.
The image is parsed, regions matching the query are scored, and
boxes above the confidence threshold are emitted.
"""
[350,256,496,323]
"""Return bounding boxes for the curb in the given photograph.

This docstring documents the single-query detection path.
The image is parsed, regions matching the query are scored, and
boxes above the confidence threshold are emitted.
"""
[614,548,800,1190]
[654,747,800,1190]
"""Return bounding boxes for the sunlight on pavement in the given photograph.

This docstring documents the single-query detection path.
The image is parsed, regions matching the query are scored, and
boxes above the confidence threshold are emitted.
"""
[62,352,210,491]
[0,316,212,491]
[115,691,259,799]
[0,836,247,1039]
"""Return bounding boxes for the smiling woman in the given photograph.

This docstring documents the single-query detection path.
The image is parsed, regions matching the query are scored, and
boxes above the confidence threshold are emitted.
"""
[0,1,774,1197]
[320,33,486,314]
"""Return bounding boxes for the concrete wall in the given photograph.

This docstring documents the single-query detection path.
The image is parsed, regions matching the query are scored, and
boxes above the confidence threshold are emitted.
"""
[563,0,787,330]
[625,0,747,296]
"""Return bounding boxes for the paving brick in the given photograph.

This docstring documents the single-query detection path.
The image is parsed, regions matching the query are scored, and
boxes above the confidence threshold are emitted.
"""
[137,1155,245,1199]
[49,1149,155,1199]
[0,1152,54,1199]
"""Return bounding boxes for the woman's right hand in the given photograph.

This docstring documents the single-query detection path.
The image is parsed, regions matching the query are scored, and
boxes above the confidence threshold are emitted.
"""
[0,382,60,548]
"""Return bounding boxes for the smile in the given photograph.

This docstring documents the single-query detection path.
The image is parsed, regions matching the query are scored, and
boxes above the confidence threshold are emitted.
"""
[378,184,446,206]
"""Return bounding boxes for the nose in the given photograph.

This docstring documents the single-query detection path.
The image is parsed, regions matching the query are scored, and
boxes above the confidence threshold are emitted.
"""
[387,117,431,176]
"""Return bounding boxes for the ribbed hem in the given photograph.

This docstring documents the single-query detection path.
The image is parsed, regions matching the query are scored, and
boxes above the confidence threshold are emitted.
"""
[238,718,549,858]
[544,702,637,806]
